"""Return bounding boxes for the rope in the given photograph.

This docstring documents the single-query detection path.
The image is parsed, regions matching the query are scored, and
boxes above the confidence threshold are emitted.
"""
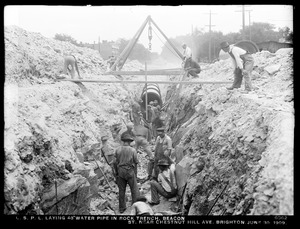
[152,28,182,61]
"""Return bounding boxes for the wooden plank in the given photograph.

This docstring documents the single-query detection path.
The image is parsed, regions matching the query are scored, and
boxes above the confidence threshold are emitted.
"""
[103,70,183,75]
[56,79,232,84]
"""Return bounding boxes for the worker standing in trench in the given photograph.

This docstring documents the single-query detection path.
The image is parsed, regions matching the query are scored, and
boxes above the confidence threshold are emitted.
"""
[220,41,254,92]
[120,122,136,147]
[150,127,173,181]
[113,134,140,213]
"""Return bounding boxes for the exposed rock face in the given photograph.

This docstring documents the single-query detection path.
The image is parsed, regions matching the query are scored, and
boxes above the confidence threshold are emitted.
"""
[4,25,143,215]
[166,48,293,215]
[4,24,293,216]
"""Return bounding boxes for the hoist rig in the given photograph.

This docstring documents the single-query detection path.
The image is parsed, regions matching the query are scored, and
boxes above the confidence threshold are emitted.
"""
[57,15,231,124]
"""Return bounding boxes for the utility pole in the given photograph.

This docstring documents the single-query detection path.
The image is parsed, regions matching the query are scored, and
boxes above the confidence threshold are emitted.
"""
[235,5,250,40]
[248,10,252,40]
[98,36,100,54]
[205,10,216,63]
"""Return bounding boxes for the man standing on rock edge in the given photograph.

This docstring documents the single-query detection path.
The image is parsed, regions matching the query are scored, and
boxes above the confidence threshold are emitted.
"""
[114,134,140,213]
[220,41,254,92]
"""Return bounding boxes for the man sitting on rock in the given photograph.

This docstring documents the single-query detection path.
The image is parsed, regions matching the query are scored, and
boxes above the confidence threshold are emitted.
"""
[184,58,201,78]
[149,159,177,205]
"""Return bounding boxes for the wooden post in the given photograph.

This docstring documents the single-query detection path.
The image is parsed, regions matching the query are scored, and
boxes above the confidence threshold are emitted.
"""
[110,16,150,71]
[145,62,148,121]
[98,36,100,54]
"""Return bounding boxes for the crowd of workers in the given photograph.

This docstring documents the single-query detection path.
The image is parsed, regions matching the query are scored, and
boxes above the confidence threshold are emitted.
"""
[99,98,177,215]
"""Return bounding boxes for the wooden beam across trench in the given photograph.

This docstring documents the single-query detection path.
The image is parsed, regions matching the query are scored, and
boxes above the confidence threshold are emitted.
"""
[103,69,183,76]
[56,79,232,84]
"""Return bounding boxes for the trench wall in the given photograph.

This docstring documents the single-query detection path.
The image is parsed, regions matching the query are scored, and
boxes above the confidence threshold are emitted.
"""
[171,86,293,215]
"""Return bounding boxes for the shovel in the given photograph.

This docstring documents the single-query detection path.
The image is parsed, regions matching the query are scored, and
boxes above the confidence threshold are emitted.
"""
[92,156,114,191]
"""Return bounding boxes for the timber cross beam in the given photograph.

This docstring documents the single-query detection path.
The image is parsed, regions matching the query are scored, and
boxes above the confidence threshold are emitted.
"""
[55,79,232,84]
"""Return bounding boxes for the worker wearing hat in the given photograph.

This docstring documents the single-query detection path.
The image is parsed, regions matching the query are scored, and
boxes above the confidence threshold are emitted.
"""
[120,122,136,146]
[182,43,192,69]
[220,41,254,91]
[114,133,140,213]
[149,159,177,205]
[150,126,173,180]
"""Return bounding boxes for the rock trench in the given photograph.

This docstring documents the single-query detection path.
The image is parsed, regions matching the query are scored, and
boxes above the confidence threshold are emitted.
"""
[4,25,293,216]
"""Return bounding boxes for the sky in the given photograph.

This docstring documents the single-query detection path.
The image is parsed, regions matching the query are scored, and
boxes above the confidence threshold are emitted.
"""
[4,5,293,53]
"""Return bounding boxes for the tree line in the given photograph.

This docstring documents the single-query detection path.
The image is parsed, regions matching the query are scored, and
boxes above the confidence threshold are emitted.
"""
[54,22,292,64]
[161,22,293,63]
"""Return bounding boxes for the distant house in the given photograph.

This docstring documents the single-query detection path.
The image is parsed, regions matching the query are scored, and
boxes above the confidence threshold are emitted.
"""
[257,41,293,53]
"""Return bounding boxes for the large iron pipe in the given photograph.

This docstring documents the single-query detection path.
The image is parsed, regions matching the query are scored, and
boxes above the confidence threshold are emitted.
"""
[141,83,162,108]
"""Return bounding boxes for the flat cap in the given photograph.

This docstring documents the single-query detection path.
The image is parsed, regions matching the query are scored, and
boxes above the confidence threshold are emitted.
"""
[220,41,230,49]
[156,127,165,132]
[121,134,134,142]
[157,159,169,166]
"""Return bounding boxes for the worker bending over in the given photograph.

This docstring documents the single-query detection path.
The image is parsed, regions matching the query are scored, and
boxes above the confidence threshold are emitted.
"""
[131,195,154,215]
[63,55,82,79]
[114,134,139,213]
[220,41,254,92]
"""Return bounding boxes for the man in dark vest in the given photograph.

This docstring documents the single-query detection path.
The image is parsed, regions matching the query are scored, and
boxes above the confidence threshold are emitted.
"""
[220,41,254,91]
[150,127,173,180]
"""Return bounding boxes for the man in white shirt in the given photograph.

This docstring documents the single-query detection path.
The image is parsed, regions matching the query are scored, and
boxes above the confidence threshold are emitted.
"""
[220,41,254,91]
[149,159,177,205]
[182,43,192,69]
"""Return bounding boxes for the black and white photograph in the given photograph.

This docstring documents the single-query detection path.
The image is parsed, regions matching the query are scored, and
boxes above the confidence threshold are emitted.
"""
[3,4,294,225]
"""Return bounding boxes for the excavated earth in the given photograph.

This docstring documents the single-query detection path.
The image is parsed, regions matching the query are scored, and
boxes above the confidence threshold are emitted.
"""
[4,25,294,216]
